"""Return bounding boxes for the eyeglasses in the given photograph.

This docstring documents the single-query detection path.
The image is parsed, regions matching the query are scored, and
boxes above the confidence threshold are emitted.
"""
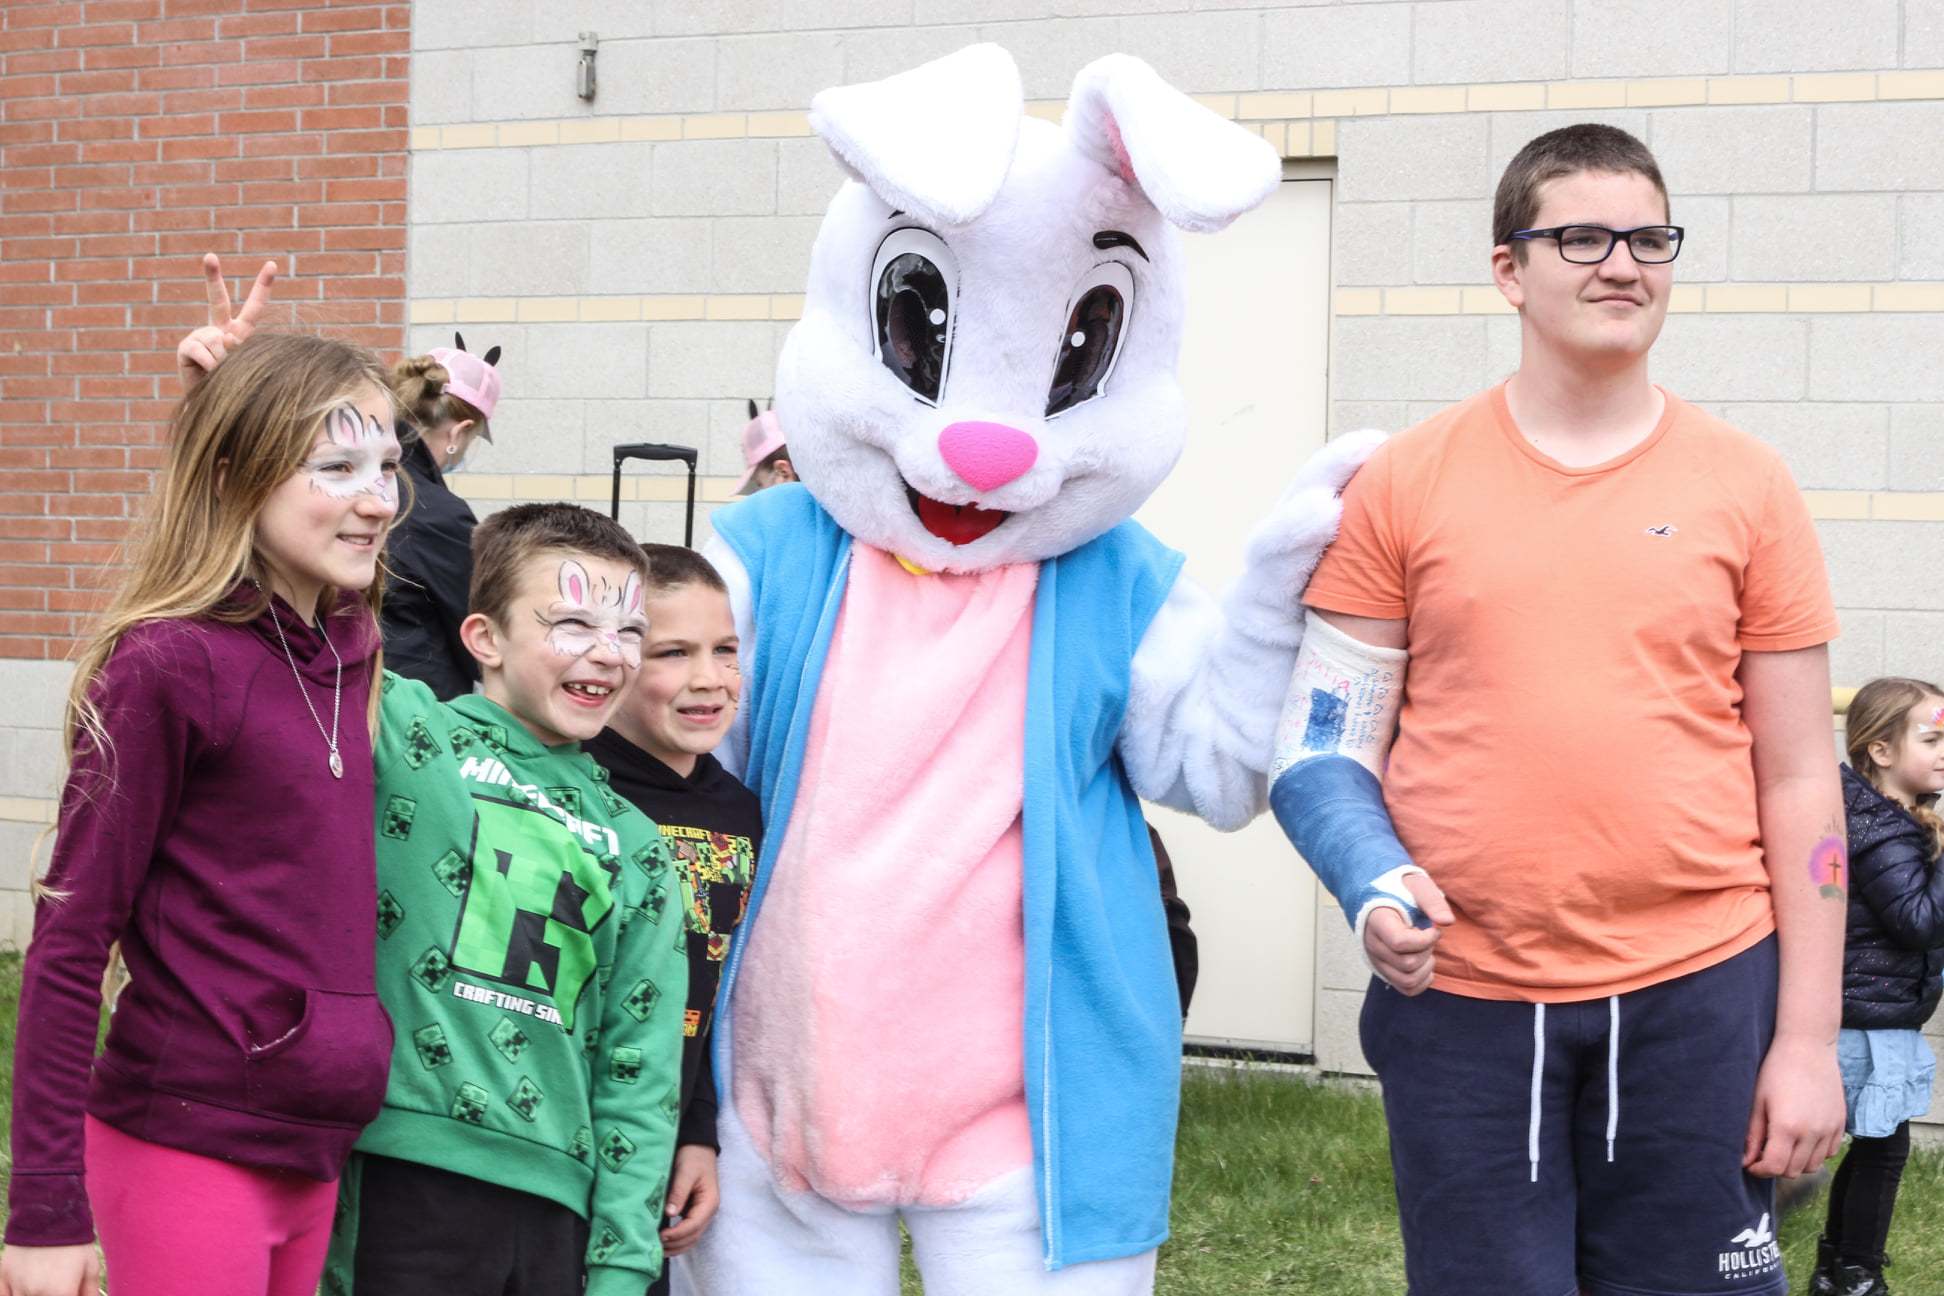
[1508,225,1685,265]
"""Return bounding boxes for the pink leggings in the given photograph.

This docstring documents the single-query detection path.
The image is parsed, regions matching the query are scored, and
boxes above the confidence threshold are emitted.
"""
[84,1115,339,1296]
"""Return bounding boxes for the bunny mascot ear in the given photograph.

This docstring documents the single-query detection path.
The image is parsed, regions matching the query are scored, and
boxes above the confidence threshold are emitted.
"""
[1064,53,1280,233]
[808,43,1022,228]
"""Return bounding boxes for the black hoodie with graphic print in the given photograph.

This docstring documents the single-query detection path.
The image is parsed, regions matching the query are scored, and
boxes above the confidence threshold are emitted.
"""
[584,730,761,1151]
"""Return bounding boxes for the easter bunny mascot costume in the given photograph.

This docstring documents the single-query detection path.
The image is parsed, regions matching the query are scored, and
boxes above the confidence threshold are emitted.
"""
[677,46,1391,1295]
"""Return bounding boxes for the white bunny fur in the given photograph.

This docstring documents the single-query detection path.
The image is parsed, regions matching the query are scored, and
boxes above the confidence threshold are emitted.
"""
[713,44,1376,829]
[777,45,1283,573]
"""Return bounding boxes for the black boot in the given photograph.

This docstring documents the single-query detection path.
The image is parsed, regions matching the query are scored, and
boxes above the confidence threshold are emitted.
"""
[1831,1255,1892,1296]
[1807,1235,1840,1296]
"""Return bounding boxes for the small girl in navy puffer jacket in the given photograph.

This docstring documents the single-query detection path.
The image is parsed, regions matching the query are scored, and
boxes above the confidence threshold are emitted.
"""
[1811,677,1944,1296]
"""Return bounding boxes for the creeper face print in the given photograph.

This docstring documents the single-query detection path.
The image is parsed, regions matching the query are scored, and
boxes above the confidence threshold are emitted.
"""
[447,796,618,1030]
[381,794,417,840]
[412,1023,453,1070]
[506,1076,545,1122]
[538,559,647,669]
[409,946,453,994]
[620,976,660,1023]
[589,1224,625,1265]
[608,1046,643,1084]
[403,718,442,769]
[376,890,405,939]
[450,1082,489,1124]
[307,404,401,509]
[430,848,471,898]
[599,1126,636,1172]
[489,1017,531,1064]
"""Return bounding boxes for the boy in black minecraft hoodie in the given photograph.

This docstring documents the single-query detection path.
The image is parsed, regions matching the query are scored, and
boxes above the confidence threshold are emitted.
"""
[582,545,760,1294]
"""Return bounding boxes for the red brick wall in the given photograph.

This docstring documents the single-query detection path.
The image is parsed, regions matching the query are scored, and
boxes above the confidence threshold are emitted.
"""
[0,0,409,659]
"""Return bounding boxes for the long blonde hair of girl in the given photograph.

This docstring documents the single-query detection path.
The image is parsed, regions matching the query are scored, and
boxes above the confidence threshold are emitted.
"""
[1846,675,1944,861]
[62,331,395,782]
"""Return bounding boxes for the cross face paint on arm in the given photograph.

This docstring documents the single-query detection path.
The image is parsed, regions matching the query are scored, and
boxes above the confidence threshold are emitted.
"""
[1808,834,1847,901]
[306,404,403,508]
[538,560,646,668]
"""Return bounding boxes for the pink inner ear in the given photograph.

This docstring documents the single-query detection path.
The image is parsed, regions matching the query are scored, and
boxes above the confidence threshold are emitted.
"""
[1103,115,1138,187]
[625,573,642,615]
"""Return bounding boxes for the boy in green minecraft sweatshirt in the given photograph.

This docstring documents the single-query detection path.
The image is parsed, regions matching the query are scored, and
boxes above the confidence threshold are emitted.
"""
[324,504,688,1296]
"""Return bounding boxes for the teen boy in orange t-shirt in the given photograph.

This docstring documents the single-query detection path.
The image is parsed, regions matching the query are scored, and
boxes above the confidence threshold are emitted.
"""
[1282,125,1846,1296]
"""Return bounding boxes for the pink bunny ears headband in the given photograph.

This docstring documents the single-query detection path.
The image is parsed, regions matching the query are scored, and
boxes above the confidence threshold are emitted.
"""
[427,331,504,435]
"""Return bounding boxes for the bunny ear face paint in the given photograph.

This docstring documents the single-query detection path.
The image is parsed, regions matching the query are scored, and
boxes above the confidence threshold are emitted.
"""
[540,559,647,669]
[306,403,402,509]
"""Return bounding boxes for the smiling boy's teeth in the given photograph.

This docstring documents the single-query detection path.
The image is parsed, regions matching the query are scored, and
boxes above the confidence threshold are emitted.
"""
[565,682,611,698]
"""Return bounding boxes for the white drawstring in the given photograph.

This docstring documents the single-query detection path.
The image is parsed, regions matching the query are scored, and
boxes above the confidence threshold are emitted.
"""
[1528,1003,1547,1183]
[1606,995,1621,1163]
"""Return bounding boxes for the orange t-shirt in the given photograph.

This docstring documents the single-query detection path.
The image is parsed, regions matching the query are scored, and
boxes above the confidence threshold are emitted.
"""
[1304,384,1838,1002]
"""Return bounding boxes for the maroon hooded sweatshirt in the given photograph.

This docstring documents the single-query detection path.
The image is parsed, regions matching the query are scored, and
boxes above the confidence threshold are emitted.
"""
[6,594,394,1246]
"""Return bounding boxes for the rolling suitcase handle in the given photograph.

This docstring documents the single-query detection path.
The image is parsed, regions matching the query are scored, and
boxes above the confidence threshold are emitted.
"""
[610,441,699,547]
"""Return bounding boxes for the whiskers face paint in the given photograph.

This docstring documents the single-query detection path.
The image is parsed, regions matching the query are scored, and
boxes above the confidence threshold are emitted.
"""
[538,560,646,669]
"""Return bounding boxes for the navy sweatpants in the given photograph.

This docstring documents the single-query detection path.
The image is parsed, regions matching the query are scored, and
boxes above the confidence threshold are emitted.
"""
[1361,936,1783,1296]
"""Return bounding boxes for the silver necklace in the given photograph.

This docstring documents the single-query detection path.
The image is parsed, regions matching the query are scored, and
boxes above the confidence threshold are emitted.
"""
[255,580,344,778]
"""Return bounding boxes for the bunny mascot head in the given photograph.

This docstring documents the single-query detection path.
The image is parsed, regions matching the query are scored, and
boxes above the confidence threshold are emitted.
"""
[685,45,1375,1296]
[775,43,1279,573]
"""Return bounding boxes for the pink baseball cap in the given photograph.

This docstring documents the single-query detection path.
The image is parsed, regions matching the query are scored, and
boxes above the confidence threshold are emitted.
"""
[733,408,787,495]
[427,342,502,438]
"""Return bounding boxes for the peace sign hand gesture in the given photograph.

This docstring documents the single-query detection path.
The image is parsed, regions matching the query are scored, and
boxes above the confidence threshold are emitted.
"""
[175,252,278,393]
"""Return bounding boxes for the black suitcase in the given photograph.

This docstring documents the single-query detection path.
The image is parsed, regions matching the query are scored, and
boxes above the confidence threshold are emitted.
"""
[608,441,699,547]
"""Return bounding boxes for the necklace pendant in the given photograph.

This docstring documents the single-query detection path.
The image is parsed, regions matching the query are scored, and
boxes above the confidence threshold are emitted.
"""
[329,749,344,779]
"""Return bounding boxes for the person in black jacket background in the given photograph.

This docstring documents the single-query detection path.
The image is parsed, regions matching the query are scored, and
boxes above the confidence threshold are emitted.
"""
[1808,677,1944,1296]
[382,336,501,700]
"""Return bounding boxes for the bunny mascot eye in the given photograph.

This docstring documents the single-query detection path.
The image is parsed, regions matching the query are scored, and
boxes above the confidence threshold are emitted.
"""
[870,227,958,404]
[1045,259,1134,417]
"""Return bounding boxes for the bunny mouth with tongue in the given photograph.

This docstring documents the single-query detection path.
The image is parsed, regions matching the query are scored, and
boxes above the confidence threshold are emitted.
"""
[906,485,1011,546]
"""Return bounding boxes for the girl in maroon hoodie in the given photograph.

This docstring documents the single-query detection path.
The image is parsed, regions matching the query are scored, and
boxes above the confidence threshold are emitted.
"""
[2,260,403,1296]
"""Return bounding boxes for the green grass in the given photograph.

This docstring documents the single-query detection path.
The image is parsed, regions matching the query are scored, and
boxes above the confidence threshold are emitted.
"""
[1,955,1939,1294]
[1157,1067,1408,1294]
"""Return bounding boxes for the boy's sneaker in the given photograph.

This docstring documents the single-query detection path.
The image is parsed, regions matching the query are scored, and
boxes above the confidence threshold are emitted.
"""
[1831,1256,1891,1296]
[1807,1235,1838,1296]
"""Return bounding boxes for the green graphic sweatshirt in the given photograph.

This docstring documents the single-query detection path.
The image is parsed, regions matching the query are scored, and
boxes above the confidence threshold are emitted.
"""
[328,674,688,1295]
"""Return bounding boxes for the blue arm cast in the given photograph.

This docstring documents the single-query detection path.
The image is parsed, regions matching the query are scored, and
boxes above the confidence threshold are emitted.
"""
[1269,754,1426,930]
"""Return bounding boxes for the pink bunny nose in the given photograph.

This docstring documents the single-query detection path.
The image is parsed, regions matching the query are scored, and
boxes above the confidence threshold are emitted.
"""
[938,420,1038,492]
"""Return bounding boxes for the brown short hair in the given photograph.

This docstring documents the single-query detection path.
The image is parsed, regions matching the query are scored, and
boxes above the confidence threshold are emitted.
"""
[469,503,649,626]
[641,543,727,598]
[1493,124,1669,257]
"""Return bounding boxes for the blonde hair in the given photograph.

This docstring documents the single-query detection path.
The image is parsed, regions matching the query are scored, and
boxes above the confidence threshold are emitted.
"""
[61,331,394,805]
[1846,675,1944,861]
[391,354,485,441]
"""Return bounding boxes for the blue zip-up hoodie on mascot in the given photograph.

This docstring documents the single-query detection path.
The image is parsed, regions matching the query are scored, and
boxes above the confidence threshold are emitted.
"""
[712,483,1185,1268]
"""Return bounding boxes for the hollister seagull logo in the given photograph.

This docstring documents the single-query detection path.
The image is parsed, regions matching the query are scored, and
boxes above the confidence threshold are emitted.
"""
[1718,1213,1780,1278]
[1645,523,1677,538]
[1730,1214,1773,1249]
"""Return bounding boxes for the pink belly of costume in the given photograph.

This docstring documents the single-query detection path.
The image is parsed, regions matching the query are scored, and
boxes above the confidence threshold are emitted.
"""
[732,545,1037,1208]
